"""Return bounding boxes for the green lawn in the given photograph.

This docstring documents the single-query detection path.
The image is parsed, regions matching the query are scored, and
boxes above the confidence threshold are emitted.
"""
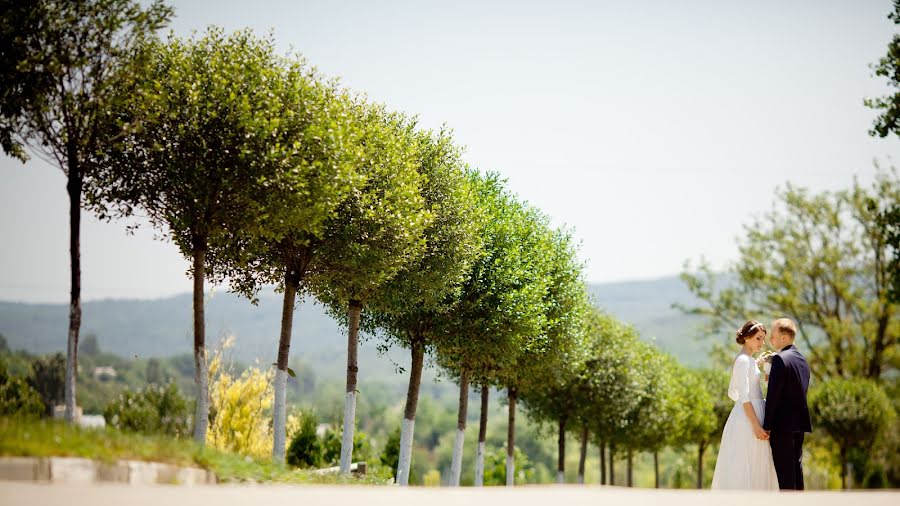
[0,417,393,485]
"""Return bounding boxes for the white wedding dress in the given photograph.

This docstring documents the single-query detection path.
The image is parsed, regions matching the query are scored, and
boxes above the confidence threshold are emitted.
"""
[710,353,779,490]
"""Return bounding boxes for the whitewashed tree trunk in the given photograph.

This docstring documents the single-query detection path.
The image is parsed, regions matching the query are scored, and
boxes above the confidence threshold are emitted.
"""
[272,368,288,461]
[191,246,209,445]
[449,370,469,486]
[339,301,362,473]
[339,390,357,472]
[272,269,299,463]
[397,417,415,485]
[474,385,489,486]
[396,337,425,486]
[506,387,516,487]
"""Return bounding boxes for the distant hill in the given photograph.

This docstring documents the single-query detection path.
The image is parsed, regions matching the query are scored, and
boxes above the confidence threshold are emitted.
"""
[0,276,716,379]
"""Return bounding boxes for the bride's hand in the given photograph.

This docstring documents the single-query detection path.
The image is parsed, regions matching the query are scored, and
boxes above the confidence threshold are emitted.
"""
[753,425,769,440]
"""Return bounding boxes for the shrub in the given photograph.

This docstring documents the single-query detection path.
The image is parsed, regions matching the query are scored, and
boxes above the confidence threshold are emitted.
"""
[0,367,44,419]
[27,353,65,417]
[103,382,191,437]
[286,410,322,468]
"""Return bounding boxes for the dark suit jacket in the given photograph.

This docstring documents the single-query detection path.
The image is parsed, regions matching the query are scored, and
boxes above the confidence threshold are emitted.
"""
[763,344,812,433]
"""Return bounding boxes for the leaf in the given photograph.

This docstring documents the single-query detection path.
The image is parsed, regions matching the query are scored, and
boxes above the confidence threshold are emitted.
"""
[287,367,296,378]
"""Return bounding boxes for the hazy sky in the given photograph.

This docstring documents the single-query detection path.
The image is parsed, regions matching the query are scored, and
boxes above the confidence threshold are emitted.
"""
[2,0,899,303]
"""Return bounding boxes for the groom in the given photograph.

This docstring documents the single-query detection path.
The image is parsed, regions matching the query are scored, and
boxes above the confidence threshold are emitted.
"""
[763,318,812,490]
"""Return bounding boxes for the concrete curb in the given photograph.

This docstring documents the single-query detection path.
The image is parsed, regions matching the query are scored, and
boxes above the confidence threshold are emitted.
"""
[0,456,216,485]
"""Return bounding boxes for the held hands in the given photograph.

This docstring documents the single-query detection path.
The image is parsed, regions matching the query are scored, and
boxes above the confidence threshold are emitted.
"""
[753,425,770,441]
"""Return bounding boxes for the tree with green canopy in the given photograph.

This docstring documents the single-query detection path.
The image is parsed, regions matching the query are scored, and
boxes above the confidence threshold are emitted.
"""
[358,130,483,485]
[207,64,363,463]
[306,106,433,476]
[811,378,896,488]
[0,0,172,423]
[578,309,644,486]
[667,367,719,488]
[91,28,306,444]
[516,237,590,485]
[679,170,899,381]
[492,223,585,487]
[432,174,551,486]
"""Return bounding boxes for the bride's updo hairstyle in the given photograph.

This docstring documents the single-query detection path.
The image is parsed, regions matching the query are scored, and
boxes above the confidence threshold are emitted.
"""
[736,320,765,345]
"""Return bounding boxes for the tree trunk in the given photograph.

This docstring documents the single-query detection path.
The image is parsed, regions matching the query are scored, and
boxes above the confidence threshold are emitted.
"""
[339,299,363,473]
[697,442,705,489]
[600,443,607,485]
[449,369,469,486]
[578,426,588,484]
[654,451,659,489]
[475,384,489,486]
[191,243,209,444]
[64,169,82,423]
[627,448,633,487]
[557,415,567,484]
[272,268,300,463]
[506,386,517,487]
[609,444,616,486]
[841,447,848,489]
[396,334,425,486]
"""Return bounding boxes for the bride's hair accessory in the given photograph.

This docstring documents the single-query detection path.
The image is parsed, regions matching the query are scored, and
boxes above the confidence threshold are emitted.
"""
[736,320,766,344]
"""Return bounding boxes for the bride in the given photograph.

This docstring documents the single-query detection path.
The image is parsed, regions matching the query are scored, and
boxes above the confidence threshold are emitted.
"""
[710,320,779,490]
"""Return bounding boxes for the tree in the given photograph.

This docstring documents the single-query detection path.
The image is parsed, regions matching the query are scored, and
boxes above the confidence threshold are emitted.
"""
[0,0,172,423]
[865,0,900,139]
[92,28,302,444]
[578,310,644,486]
[307,105,434,477]
[679,171,900,380]
[866,1,900,305]
[360,131,482,485]
[668,368,718,489]
[811,378,896,488]
[433,175,552,486]
[212,59,362,464]
[0,362,43,419]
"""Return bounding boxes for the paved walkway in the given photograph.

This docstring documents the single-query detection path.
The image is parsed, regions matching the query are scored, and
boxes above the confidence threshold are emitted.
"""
[2,482,898,506]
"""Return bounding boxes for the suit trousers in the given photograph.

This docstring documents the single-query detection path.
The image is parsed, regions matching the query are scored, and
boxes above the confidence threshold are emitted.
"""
[770,431,805,490]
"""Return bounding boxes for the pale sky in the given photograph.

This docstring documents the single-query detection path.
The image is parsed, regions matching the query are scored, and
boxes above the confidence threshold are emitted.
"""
[2,0,899,303]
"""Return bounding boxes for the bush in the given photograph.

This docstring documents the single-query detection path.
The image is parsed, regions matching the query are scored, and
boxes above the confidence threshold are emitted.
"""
[811,378,895,488]
[27,353,65,417]
[0,368,44,419]
[103,382,191,437]
[380,426,401,480]
[286,410,322,468]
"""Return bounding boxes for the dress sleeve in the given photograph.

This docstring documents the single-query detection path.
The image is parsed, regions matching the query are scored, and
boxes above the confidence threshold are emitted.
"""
[727,355,751,403]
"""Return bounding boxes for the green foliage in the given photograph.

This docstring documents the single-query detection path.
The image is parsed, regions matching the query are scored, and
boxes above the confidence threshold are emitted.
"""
[680,170,900,380]
[80,335,100,356]
[0,0,172,165]
[482,446,534,485]
[380,426,401,480]
[811,378,895,485]
[0,361,44,419]
[865,0,900,138]
[286,410,322,468]
[26,353,65,417]
[103,382,192,438]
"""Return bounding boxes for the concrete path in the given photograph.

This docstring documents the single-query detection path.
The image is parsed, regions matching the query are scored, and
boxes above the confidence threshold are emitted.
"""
[1,482,897,506]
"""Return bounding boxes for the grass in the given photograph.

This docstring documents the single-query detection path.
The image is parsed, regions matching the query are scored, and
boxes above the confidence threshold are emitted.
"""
[0,416,394,485]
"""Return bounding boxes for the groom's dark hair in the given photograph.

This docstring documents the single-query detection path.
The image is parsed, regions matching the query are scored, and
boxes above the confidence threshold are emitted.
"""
[772,318,797,339]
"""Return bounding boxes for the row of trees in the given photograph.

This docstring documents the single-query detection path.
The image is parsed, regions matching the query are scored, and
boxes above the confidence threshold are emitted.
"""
[0,0,618,486]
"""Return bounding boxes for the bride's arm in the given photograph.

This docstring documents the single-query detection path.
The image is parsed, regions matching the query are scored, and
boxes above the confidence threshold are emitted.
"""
[735,356,768,440]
